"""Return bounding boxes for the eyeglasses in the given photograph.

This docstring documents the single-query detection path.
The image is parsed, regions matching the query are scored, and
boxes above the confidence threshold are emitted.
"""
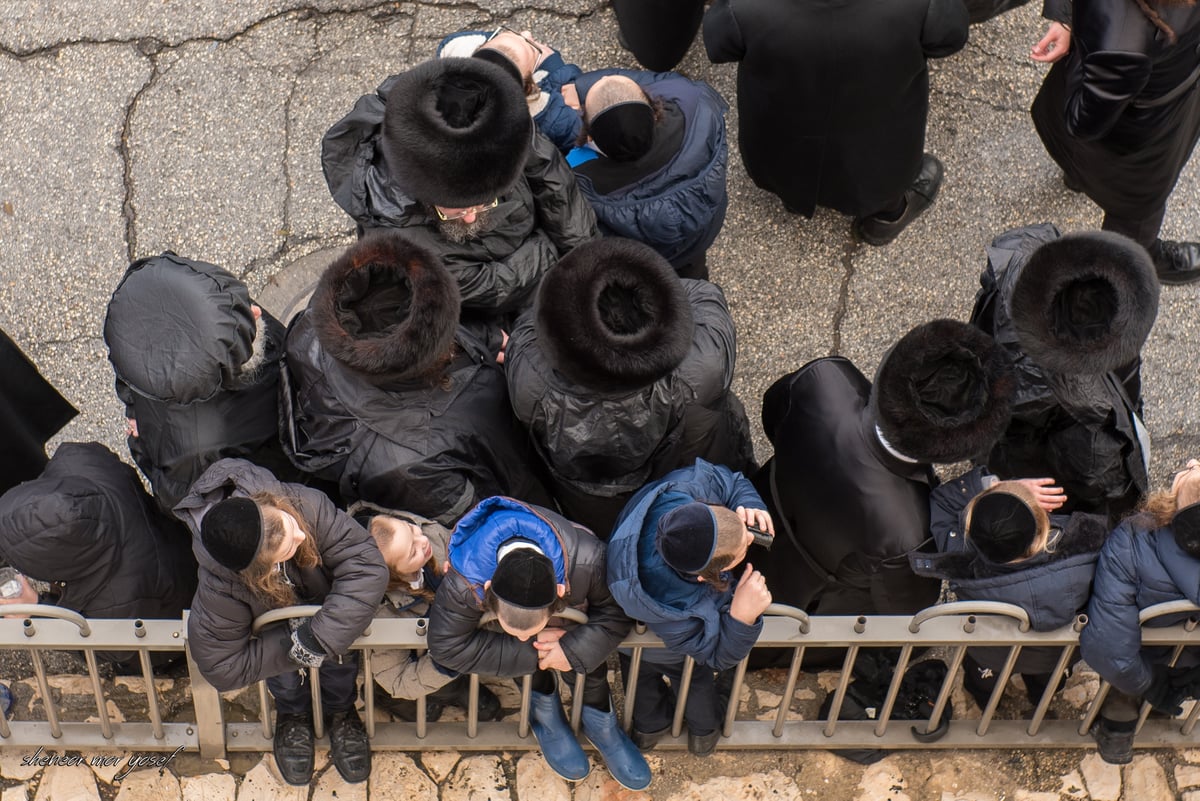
[484,24,541,61]
[434,198,499,221]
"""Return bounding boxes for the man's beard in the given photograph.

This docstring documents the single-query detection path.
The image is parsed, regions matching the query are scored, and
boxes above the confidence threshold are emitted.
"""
[437,208,495,244]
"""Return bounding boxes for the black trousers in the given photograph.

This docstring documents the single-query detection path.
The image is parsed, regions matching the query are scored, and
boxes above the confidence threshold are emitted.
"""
[961,650,1073,708]
[619,652,730,736]
[268,657,360,716]
[527,663,612,711]
[1102,205,1166,251]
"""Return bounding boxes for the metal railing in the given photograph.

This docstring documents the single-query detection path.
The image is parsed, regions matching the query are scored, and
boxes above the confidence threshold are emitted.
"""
[1,601,1198,758]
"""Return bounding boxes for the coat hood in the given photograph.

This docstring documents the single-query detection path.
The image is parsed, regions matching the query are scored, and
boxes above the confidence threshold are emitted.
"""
[447,497,568,601]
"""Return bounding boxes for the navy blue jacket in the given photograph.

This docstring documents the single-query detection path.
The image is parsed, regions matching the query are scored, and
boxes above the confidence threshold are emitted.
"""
[607,460,763,670]
[571,69,729,269]
[1081,519,1200,696]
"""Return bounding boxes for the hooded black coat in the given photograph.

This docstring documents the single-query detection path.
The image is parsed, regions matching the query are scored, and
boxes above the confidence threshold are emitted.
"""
[0,328,77,495]
[175,459,388,693]
[751,358,941,619]
[104,253,299,515]
[968,224,1149,521]
[0,442,196,664]
[702,0,968,217]
[504,279,755,538]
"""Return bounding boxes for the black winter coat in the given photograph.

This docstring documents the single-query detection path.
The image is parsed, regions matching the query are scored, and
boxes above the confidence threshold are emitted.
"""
[969,224,1148,520]
[1032,0,1200,222]
[428,497,631,677]
[321,76,597,322]
[702,0,968,216]
[504,279,755,538]
[281,310,551,527]
[175,459,388,693]
[751,358,941,618]
[0,328,77,495]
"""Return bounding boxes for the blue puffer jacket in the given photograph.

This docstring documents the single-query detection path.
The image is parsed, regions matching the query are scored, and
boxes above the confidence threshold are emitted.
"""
[607,460,764,670]
[1081,519,1200,696]
[571,69,729,268]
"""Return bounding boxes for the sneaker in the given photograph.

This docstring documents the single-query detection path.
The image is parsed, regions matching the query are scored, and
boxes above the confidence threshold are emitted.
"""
[327,709,371,783]
[1089,718,1135,765]
[852,154,944,246]
[272,712,315,786]
[1151,239,1200,285]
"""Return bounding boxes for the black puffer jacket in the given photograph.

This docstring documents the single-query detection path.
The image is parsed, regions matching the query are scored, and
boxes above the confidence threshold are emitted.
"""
[504,279,755,537]
[968,224,1149,520]
[428,497,631,677]
[321,74,597,321]
[0,442,196,663]
[175,459,388,693]
[104,252,298,515]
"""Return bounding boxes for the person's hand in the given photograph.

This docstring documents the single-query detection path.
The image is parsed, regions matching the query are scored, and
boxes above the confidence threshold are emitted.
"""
[1031,22,1071,63]
[729,563,772,625]
[735,506,774,536]
[496,330,509,364]
[560,83,580,111]
[1015,478,1067,511]
[125,417,139,438]
[0,574,39,617]
[533,638,571,672]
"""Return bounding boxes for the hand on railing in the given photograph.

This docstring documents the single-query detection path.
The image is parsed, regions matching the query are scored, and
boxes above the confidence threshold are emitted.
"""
[730,563,772,625]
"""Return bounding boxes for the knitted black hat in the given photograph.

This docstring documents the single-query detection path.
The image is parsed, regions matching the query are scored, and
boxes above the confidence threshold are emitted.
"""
[871,319,1016,464]
[590,101,655,162]
[535,237,693,392]
[656,502,718,575]
[309,231,460,381]
[381,57,531,208]
[1173,502,1200,558]
[968,491,1038,563]
[491,548,557,609]
[1012,231,1159,375]
[201,497,263,572]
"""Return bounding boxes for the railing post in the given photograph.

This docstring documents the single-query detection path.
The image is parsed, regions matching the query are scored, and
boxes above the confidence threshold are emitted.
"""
[183,611,226,759]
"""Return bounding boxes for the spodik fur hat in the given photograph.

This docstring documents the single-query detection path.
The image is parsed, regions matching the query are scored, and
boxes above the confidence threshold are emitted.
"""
[381,57,531,208]
[310,231,460,381]
[1011,231,1159,375]
[871,319,1016,464]
[535,238,694,392]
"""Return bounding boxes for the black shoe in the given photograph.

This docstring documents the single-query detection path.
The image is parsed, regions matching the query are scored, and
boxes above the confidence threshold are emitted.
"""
[373,685,446,723]
[687,728,721,757]
[1089,719,1135,765]
[630,724,670,752]
[272,712,315,786]
[427,675,503,722]
[327,709,371,783]
[1151,239,1200,285]
[852,154,944,246]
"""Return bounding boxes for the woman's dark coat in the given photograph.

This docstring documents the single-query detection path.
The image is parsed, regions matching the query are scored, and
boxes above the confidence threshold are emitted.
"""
[504,279,754,538]
[0,328,76,495]
[1032,0,1200,224]
[702,0,968,217]
[751,358,941,617]
[969,224,1148,520]
[175,459,388,693]
[427,497,631,677]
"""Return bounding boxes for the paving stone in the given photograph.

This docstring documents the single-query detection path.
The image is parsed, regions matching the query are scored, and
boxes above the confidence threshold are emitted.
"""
[664,770,802,801]
[237,757,306,801]
[114,678,176,695]
[1,785,29,801]
[33,763,100,801]
[113,768,182,801]
[85,699,126,724]
[181,773,238,801]
[46,677,96,696]
[1058,768,1088,799]
[311,769,366,801]
[938,793,996,800]
[855,758,912,801]
[1179,764,1200,789]
[1013,792,1060,801]
[0,750,42,781]
[86,750,127,784]
[442,755,507,801]
[368,753,436,801]
[419,752,460,784]
[1184,750,1200,763]
[1060,676,1101,708]
[1079,753,1122,801]
[1123,755,1172,801]
[1184,791,1200,801]
[515,753,572,801]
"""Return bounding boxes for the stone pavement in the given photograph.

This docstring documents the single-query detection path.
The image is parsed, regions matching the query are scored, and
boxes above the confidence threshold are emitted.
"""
[3,1,1200,800]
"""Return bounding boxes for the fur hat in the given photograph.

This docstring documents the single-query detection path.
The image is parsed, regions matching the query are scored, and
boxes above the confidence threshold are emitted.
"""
[1173,501,1200,558]
[871,319,1016,464]
[201,497,263,572]
[656,502,718,575]
[967,491,1038,563]
[381,57,532,208]
[1012,231,1159,375]
[535,238,694,392]
[491,547,557,609]
[309,231,460,381]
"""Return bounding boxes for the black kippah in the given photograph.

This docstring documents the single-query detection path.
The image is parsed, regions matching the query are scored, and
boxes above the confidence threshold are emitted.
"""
[590,101,655,162]
[968,492,1037,564]
[471,48,524,88]
[491,548,557,609]
[201,497,263,572]
[656,502,718,575]
[1173,501,1200,558]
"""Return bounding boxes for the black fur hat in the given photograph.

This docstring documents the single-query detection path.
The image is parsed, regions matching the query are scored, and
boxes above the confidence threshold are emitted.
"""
[381,57,532,208]
[1012,231,1159,375]
[871,319,1016,464]
[201,497,263,572]
[535,238,694,392]
[310,231,460,381]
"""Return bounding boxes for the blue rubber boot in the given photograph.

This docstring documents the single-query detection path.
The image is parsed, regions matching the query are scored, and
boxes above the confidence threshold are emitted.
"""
[528,689,590,781]
[581,704,652,791]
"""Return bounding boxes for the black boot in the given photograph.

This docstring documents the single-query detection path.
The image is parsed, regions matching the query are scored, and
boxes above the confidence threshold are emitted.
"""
[373,682,445,722]
[327,709,371,783]
[1090,717,1135,765]
[427,675,503,721]
[272,712,315,786]
[1151,239,1200,285]
[852,154,944,246]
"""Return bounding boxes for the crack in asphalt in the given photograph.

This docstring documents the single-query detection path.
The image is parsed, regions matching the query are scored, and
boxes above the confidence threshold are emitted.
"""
[829,235,858,357]
[119,53,162,263]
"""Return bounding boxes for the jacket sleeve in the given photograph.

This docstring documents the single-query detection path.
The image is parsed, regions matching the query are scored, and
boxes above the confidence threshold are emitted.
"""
[502,311,544,426]
[534,56,585,153]
[928,466,991,546]
[186,586,295,692]
[1065,52,1153,141]
[443,228,560,314]
[1081,525,1154,696]
[702,0,746,64]
[922,0,970,59]
[558,536,633,673]
[654,605,762,671]
[372,648,458,699]
[1042,0,1071,23]
[522,130,598,253]
[427,573,540,677]
[685,459,765,512]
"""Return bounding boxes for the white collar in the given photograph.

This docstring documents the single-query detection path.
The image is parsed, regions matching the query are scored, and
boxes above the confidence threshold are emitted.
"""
[875,425,920,464]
